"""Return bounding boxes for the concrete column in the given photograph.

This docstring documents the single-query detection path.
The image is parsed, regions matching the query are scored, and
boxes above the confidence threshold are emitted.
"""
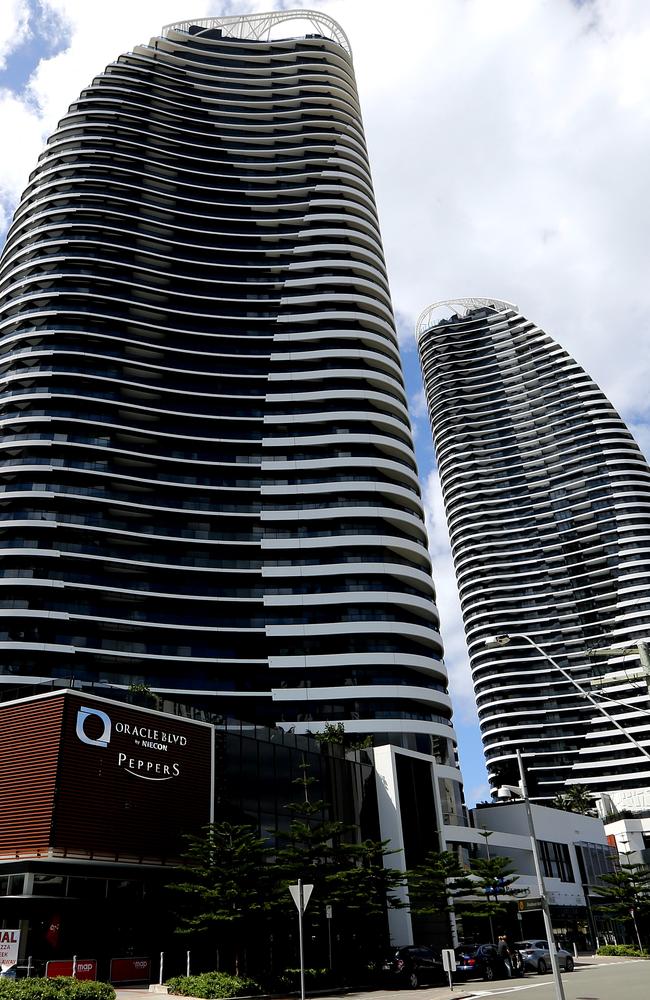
[372,745,413,945]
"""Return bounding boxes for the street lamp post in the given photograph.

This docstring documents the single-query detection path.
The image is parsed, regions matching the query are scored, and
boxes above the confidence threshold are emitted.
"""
[515,750,567,1000]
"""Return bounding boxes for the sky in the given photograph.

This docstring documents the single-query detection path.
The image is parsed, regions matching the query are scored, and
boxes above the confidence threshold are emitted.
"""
[1,0,650,806]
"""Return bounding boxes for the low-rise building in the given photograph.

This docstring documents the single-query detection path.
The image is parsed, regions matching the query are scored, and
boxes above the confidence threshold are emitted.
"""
[444,801,616,948]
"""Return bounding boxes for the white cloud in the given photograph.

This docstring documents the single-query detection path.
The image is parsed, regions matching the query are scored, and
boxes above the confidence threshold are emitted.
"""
[0,0,276,233]
[0,1,29,71]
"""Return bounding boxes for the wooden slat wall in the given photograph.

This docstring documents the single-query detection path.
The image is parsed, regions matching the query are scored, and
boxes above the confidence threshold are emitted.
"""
[0,697,63,856]
[54,696,212,863]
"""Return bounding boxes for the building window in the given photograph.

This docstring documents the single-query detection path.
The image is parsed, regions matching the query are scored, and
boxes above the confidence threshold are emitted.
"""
[539,841,575,882]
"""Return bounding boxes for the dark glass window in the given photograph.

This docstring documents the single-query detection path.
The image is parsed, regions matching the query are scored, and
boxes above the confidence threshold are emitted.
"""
[395,753,438,865]
[539,841,574,882]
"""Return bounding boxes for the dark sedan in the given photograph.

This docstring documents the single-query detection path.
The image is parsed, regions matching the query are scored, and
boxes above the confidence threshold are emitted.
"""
[454,943,508,981]
[381,945,445,988]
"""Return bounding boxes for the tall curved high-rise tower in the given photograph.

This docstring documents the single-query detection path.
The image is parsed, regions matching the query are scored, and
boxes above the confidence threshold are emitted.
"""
[0,12,456,760]
[418,297,650,808]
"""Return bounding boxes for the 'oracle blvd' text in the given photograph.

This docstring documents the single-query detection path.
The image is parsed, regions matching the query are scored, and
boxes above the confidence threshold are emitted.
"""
[76,705,189,781]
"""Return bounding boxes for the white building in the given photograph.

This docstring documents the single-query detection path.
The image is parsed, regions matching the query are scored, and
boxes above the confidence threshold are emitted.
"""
[450,802,614,947]
[417,297,650,808]
[604,814,650,865]
[0,12,462,796]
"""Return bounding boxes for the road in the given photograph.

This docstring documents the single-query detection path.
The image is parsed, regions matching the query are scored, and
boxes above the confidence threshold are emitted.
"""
[116,958,648,1000]
[448,958,646,999]
[306,958,648,1000]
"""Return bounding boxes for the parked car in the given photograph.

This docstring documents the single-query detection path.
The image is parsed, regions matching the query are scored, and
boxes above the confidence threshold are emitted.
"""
[454,943,508,981]
[381,945,445,988]
[515,940,574,974]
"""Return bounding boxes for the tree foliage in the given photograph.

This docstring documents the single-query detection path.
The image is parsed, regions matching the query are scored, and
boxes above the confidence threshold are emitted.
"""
[456,855,528,917]
[406,850,475,915]
[325,837,406,916]
[273,760,403,961]
[168,821,279,934]
[168,762,407,972]
[593,858,650,928]
[553,784,597,816]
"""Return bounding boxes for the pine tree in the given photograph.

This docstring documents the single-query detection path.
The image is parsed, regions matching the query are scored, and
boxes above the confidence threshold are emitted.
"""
[456,855,527,918]
[406,849,475,916]
[593,857,650,950]
[168,821,279,973]
[275,760,403,967]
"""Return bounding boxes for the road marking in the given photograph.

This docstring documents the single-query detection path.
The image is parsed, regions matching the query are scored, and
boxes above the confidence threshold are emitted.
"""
[457,960,646,997]
[464,987,550,996]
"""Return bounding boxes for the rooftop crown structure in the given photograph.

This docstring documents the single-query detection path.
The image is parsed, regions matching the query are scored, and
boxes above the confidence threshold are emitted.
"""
[418,298,650,809]
[0,13,457,765]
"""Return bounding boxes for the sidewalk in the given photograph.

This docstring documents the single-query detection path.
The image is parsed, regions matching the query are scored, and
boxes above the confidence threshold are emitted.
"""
[113,957,611,1000]
[113,987,474,1000]
[114,987,475,1000]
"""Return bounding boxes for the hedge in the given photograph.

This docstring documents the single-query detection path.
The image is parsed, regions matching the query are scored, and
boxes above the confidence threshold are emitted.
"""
[0,980,115,1000]
[165,973,260,998]
[596,944,647,957]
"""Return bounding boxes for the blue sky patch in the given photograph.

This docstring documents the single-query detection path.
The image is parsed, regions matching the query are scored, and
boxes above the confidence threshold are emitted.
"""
[0,1,70,95]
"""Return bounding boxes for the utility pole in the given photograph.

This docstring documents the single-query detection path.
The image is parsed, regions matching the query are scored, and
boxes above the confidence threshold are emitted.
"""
[478,828,496,942]
[516,751,567,1000]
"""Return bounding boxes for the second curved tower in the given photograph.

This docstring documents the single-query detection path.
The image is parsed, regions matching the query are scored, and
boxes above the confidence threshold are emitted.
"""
[418,297,650,808]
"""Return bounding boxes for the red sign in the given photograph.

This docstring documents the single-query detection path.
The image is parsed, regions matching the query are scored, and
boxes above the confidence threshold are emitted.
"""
[46,959,97,980]
[110,957,151,983]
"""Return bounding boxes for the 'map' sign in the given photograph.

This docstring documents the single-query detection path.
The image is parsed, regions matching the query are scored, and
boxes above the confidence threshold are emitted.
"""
[0,930,20,964]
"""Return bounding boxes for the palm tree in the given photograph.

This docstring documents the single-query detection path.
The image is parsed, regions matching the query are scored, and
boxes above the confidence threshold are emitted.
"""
[553,784,597,816]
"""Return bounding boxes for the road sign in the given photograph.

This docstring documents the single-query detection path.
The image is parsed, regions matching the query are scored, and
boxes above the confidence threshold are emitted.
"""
[442,949,456,972]
[325,904,333,919]
[442,948,456,992]
[290,881,314,1000]
[518,898,543,911]
[289,883,314,912]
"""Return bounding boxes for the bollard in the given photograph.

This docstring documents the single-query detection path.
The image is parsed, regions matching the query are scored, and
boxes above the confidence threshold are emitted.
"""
[573,943,578,958]
[72,956,77,979]
[27,957,33,978]
[159,951,164,986]
[186,950,191,977]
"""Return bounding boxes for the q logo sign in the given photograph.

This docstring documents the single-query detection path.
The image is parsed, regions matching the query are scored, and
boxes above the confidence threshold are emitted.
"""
[75,706,112,748]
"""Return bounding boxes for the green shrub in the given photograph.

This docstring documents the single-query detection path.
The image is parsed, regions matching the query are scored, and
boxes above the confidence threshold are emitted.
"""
[273,968,333,990]
[0,980,115,1000]
[165,972,260,998]
[596,944,647,957]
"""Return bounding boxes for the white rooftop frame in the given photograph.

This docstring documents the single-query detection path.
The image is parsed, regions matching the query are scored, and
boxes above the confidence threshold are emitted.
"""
[162,10,351,56]
[416,297,518,339]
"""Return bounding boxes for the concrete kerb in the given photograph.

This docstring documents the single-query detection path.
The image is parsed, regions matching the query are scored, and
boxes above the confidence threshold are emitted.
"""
[115,990,475,1000]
